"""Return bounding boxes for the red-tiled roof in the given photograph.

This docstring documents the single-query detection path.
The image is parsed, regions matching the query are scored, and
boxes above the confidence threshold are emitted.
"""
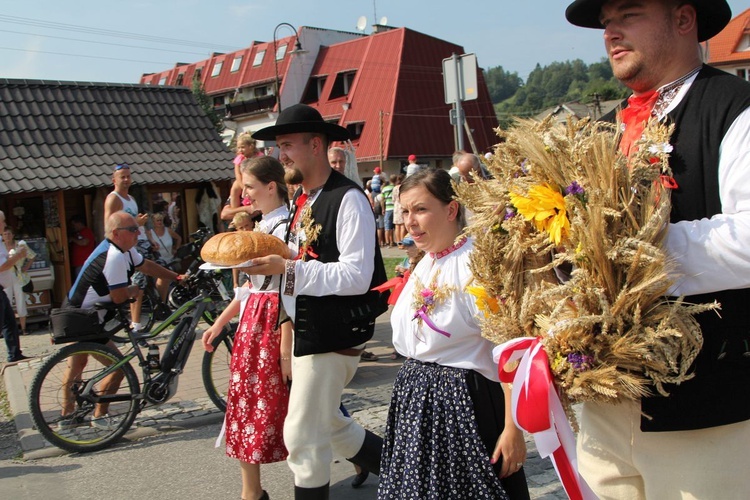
[141,36,295,94]
[707,8,750,64]
[304,28,498,161]
[140,26,499,162]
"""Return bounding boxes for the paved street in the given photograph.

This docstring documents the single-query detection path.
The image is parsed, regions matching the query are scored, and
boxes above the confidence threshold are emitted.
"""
[1,246,566,499]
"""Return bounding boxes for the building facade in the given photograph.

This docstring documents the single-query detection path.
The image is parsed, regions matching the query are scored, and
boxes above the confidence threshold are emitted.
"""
[706,8,750,81]
[140,25,499,183]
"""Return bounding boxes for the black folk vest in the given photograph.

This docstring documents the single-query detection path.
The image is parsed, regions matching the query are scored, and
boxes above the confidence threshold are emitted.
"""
[292,171,389,356]
[608,66,750,431]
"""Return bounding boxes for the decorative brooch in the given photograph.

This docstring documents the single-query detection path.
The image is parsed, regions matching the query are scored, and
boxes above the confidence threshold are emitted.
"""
[411,269,453,338]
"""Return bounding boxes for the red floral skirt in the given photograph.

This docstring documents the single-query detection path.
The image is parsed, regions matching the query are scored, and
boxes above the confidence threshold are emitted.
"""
[225,292,289,463]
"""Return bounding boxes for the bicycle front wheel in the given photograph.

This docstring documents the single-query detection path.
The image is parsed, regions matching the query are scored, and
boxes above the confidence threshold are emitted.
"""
[28,342,141,453]
[202,324,234,412]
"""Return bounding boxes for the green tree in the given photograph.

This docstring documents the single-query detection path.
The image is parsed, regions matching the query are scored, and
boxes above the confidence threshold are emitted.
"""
[191,78,224,135]
[484,65,523,103]
[493,59,629,127]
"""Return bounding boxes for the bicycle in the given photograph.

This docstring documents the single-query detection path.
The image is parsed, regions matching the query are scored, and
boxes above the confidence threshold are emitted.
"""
[28,269,235,453]
[129,227,233,333]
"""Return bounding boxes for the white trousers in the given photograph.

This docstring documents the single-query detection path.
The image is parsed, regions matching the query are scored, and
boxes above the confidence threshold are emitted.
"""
[284,349,366,488]
[3,281,27,318]
[577,399,750,500]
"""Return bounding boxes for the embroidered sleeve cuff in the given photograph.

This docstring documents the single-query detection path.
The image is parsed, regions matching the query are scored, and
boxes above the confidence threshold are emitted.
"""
[283,259,296,296]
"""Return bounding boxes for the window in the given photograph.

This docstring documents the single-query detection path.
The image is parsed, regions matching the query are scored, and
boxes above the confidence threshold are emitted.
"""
[253,50,265,67]
[329,71,357,99]
[194,67,203,80]
[230,56,243,73]
[158,76,167,86]
[211,61,223,77]
[302,76,327,103]
[346,122,364,140]
[213,96,225,107]
[276,43,288,61]
[254,86,270,98]
[175,73,184,86]
[737,68,748,81]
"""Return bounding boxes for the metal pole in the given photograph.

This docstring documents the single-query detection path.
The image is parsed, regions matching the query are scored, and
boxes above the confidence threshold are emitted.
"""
[379,110,384,171]
[273,22,300,113]
[453,53,464,152]
[273,40,281,112]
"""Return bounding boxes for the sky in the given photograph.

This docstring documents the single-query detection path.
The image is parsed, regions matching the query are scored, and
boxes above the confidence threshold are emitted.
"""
[2,0,750,85]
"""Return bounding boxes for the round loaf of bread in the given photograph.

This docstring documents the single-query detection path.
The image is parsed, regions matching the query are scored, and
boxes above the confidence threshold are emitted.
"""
[200,231,289,266]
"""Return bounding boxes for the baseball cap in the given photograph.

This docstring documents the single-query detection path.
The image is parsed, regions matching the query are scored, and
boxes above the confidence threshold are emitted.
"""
[374,167,382,174]
[399,236,415,246]
[408,154,417,162]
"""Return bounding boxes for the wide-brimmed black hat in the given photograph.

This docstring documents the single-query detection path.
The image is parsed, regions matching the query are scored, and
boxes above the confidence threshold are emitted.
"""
[565,0,731,42]
[252,104,350,141]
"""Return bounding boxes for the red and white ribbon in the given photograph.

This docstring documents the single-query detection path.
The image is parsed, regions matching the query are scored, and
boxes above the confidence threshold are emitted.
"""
[493,337,596,500]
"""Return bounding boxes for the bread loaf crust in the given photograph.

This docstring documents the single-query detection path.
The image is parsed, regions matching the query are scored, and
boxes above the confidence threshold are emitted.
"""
[200,231,289,265]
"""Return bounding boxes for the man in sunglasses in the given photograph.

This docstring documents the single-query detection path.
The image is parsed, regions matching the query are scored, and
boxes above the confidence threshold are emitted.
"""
[103,163,152,332]
[69,211,182,311]
[59,211,184,428]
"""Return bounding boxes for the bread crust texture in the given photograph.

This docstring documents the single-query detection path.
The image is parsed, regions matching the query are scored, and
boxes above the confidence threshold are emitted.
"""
[200,231,289,265]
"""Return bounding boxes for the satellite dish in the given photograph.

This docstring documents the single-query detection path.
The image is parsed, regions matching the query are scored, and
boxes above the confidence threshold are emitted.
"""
[379,16,388,26]
[356,16,367,31]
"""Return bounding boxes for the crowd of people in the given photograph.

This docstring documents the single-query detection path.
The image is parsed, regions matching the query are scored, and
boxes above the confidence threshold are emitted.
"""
[3,1,748,498]
[201,1,750,498]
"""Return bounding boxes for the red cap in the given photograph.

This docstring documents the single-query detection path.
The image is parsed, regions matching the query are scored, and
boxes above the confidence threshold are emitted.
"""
[374,167,382,174]
[408,154,417,162]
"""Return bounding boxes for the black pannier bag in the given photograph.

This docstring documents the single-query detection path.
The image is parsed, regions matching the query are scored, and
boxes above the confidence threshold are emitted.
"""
[50,307,107,344]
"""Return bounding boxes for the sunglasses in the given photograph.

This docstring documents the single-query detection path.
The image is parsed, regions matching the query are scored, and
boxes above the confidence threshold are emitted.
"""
[115,164,131,171]
[116,226,139,233]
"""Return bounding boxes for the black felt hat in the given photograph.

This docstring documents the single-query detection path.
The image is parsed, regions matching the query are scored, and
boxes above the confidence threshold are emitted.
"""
[252,104,350,141]
[565,0,731,42]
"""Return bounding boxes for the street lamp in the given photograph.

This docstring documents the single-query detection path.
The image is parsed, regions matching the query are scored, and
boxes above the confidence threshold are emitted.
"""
[273,23,307,113]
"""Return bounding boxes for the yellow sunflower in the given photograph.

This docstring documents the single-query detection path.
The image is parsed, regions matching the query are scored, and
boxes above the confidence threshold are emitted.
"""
[466,285,500,316]
[509,183,570,245]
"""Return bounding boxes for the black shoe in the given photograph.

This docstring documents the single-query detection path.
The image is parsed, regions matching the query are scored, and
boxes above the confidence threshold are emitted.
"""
[6,354,33,365]
[347,430,383,476]
[258,491,269,500]
[351,469,369,488]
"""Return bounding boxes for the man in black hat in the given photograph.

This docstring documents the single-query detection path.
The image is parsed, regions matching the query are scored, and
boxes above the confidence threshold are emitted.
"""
[566,1,750,498]
[250,104,387,499]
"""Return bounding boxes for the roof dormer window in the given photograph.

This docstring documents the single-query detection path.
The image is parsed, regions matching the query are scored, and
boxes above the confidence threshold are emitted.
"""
[231,56,243,73]
[253,50,265,67]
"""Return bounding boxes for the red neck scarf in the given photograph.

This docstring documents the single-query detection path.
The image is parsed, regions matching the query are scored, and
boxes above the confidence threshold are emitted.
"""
[618,90,659,157]
[290,192,308,229]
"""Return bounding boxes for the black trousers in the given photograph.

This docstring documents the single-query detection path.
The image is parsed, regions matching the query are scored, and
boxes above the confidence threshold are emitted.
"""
[0,285,22,361]
[467,370,531,500]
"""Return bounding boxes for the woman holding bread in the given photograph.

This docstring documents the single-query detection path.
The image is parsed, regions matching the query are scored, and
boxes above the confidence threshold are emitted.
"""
[202,155,293,500]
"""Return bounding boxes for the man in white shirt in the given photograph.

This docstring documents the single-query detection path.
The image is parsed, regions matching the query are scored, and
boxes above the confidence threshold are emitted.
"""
[252,104,387,499]
[566,0,750,497]
[61,211,182,427]
[0,211,30,363]
[405,154,420,177]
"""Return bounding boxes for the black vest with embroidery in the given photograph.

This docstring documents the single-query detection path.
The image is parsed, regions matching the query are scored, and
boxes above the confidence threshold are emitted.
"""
[292,171,389,356]
[624,66,750,431]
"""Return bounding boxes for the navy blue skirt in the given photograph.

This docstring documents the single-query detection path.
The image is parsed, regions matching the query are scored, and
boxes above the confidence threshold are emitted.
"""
[378,359,529,499]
